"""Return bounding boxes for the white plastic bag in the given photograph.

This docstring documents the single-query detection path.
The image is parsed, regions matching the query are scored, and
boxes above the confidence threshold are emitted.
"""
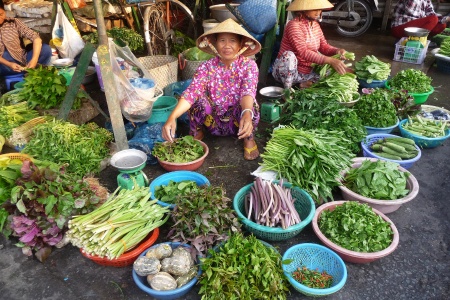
[52,4,85,59]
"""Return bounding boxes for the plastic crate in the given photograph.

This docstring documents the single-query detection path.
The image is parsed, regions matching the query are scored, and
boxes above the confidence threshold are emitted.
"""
[393,38,429,64]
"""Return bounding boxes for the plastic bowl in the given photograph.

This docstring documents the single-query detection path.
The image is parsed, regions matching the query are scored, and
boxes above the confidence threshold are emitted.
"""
[132,242,201,300]
[233,181,315,242]
[282,243,347,297]
[357,78,388,89]
[156,140,209,171]
[338,157,419,214]
[398,119,450,148]
[149,171,210,209]
[364,118,399,135]
[385,81,434,105]
[312,201,399,264]
[209,4,239,22]
[361,133,421,169]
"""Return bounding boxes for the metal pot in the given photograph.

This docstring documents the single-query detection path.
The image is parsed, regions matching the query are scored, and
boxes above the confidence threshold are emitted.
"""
[404,27,429,37]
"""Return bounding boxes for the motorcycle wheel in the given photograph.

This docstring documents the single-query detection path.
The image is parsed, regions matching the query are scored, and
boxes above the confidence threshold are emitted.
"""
[334,0,373,37]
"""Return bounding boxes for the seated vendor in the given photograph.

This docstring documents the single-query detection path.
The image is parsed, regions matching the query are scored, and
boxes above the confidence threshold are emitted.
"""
[161,18,261,160]
[0,1,52,76]
[271,0,348,89]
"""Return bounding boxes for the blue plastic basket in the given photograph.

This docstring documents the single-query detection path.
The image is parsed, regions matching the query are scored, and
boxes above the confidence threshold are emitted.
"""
[282,243,347,297]
[132,242,201,300]
[233,181,315,242]
[398,119,450,149]
[361,133,421,169]
[149,171,210,209]
[364,118,399,135]
[357,78,387,89]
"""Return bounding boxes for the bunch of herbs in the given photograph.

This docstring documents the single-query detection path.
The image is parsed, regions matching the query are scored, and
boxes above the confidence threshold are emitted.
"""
[154,180,199,204]
[319,201,394,252]
[344,159,410,199]
[389,69,432,94]
[168,185,241,258]
[153,135,204,163]
[281,90,366,153]
[353,88,398,128]
[22,120,113,176]
[199,233,289,300]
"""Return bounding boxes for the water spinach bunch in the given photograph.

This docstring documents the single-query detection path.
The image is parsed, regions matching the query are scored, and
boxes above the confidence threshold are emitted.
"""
[319,201,394,252]
[389,69,432,94]
[353,88,398,128]
[260,126,355,203]
[280,91,366,153]
[312,51,355,78]
[199,233,289,300]
[344,159,410,200]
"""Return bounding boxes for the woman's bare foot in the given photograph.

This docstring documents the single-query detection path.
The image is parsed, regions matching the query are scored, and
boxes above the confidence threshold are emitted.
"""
[193,128,204,140]
[243,138,259,160]
[299,81,313,89]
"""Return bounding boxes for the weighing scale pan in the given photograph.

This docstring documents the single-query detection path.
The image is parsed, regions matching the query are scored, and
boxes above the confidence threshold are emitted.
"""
[259,86,284,99]
[404,27,429,37]
[110,149,147,171]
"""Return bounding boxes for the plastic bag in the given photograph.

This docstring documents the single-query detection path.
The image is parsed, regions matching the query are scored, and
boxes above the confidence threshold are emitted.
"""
[51,4,85,59]
[109,39,161,123]
[128,122,166,165]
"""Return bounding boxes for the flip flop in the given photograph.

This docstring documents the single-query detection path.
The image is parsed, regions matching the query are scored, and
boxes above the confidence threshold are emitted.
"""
[244,144,259,161]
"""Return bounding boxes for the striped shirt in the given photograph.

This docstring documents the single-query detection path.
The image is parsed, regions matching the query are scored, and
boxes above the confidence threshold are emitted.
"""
[277,17,338,74]
[0,18,40,65]
[391,0,435,28]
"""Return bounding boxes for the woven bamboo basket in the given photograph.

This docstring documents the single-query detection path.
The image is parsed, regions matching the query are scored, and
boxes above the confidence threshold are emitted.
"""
[138,55,178,90]
[179,49,207,81]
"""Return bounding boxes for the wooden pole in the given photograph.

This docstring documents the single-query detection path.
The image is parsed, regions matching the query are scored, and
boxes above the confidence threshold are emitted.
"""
[93,0,128,151]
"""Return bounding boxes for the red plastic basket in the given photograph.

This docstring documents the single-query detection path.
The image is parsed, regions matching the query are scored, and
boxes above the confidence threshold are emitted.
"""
[80,227,160,267]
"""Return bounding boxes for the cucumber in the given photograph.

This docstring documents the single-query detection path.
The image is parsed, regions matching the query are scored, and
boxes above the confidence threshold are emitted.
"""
[383,137,415,146]
[385,140,417,152]
[371,144,411,159]
[373,151,402,161]
[382,142,406,153]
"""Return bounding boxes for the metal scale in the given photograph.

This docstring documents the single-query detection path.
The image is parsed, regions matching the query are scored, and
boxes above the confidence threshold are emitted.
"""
[110,149,149,190]
[402,27,429,62]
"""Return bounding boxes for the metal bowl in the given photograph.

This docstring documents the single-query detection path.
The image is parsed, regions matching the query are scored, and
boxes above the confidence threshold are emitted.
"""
[404,27,430,37]
[210,4,239,22]
[110,149,147,171]
[259,86,284,99]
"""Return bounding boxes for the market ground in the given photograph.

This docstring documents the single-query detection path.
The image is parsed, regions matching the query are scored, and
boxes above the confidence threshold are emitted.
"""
[1,21,450,300]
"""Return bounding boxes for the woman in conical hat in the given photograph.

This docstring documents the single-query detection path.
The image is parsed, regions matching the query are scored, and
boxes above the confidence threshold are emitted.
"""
[271,0,349,89]
[161,18,262,160]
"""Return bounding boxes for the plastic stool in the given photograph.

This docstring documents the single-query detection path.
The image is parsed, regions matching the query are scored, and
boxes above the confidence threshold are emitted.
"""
[4,73,25,91]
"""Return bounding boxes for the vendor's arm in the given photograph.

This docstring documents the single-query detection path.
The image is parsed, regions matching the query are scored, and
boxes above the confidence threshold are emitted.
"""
[26,37,42,69]
[162,97,191,142]
[238,95,254,139]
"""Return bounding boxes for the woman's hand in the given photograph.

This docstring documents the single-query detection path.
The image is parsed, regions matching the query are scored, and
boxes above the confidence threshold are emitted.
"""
[26,58,38,69]
[326,57,347,75]
[162,118,177,142]
[337,48,347,58]
[238,111,253,139]
[9,62,24,72]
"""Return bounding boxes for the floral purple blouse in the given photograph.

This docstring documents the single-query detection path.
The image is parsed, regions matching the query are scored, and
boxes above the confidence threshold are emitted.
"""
[182,55,259,117]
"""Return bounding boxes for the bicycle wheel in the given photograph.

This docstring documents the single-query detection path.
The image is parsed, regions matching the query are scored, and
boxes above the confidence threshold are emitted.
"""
[143,0,197,56]
[334,0,373,37]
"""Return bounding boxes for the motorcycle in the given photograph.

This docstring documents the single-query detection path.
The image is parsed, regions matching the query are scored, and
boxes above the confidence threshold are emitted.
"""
[321,0,379,37]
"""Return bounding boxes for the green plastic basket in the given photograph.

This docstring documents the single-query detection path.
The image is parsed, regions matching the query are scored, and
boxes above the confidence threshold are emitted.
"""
[233,181,315,242]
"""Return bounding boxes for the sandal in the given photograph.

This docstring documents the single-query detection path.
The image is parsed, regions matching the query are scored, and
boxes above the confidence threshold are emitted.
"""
[244,144,260,161]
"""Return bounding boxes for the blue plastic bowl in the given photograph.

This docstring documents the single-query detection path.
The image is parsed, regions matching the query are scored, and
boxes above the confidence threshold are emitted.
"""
[149,171,210,209]
[132,242,201,300]
[364,118,399,135]
[398,119,450,149]
[357,78,387,89]
[282,243,347,297]
[361,133,421,169]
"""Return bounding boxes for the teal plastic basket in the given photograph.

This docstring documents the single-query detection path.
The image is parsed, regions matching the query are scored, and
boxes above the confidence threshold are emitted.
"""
[232,181,315,242]
[282,243,347,297]
[398,119,450,148]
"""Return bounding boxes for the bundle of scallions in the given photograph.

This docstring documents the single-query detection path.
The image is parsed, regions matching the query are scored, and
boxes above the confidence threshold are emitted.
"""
[67,186,169,260]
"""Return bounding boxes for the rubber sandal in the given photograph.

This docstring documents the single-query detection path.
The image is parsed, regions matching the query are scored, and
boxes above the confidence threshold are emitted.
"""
[243,144,259,161]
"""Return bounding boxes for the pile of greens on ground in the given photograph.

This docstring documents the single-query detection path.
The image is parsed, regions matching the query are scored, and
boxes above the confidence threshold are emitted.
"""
[260,126,355,203]
[344,159,410,200]
[353,88,398,128]
[168,185,241,258]
[22,120,113,176]
[1,160,106,262]
[389,69,432,94]
[355,55,391,82]
[281,90,366,153]
[199,233,289,299]
[153,135,204,163]
[319,201,394,252]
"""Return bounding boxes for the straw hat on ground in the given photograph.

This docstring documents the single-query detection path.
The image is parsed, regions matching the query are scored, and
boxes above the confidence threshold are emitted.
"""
[287,0,334,11]
[196,18,261,57]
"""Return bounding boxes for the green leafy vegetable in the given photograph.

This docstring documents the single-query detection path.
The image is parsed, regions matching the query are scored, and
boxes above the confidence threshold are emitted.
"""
[312,52,355,78]
[199,233,289,300]
[154,180,200,203]
[183,46,214,61]
[82,27,144,52]
[344,159,410,200]
[153,136,204,163]
[354,89,398,128]
[389,69,432,94]
[438,37,450,57]
[319,202,394,252]
[355,55,391,82]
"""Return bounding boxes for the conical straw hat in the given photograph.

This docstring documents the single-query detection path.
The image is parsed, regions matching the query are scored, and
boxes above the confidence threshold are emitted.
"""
[196,18,262,57]
[287,0,334,11]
